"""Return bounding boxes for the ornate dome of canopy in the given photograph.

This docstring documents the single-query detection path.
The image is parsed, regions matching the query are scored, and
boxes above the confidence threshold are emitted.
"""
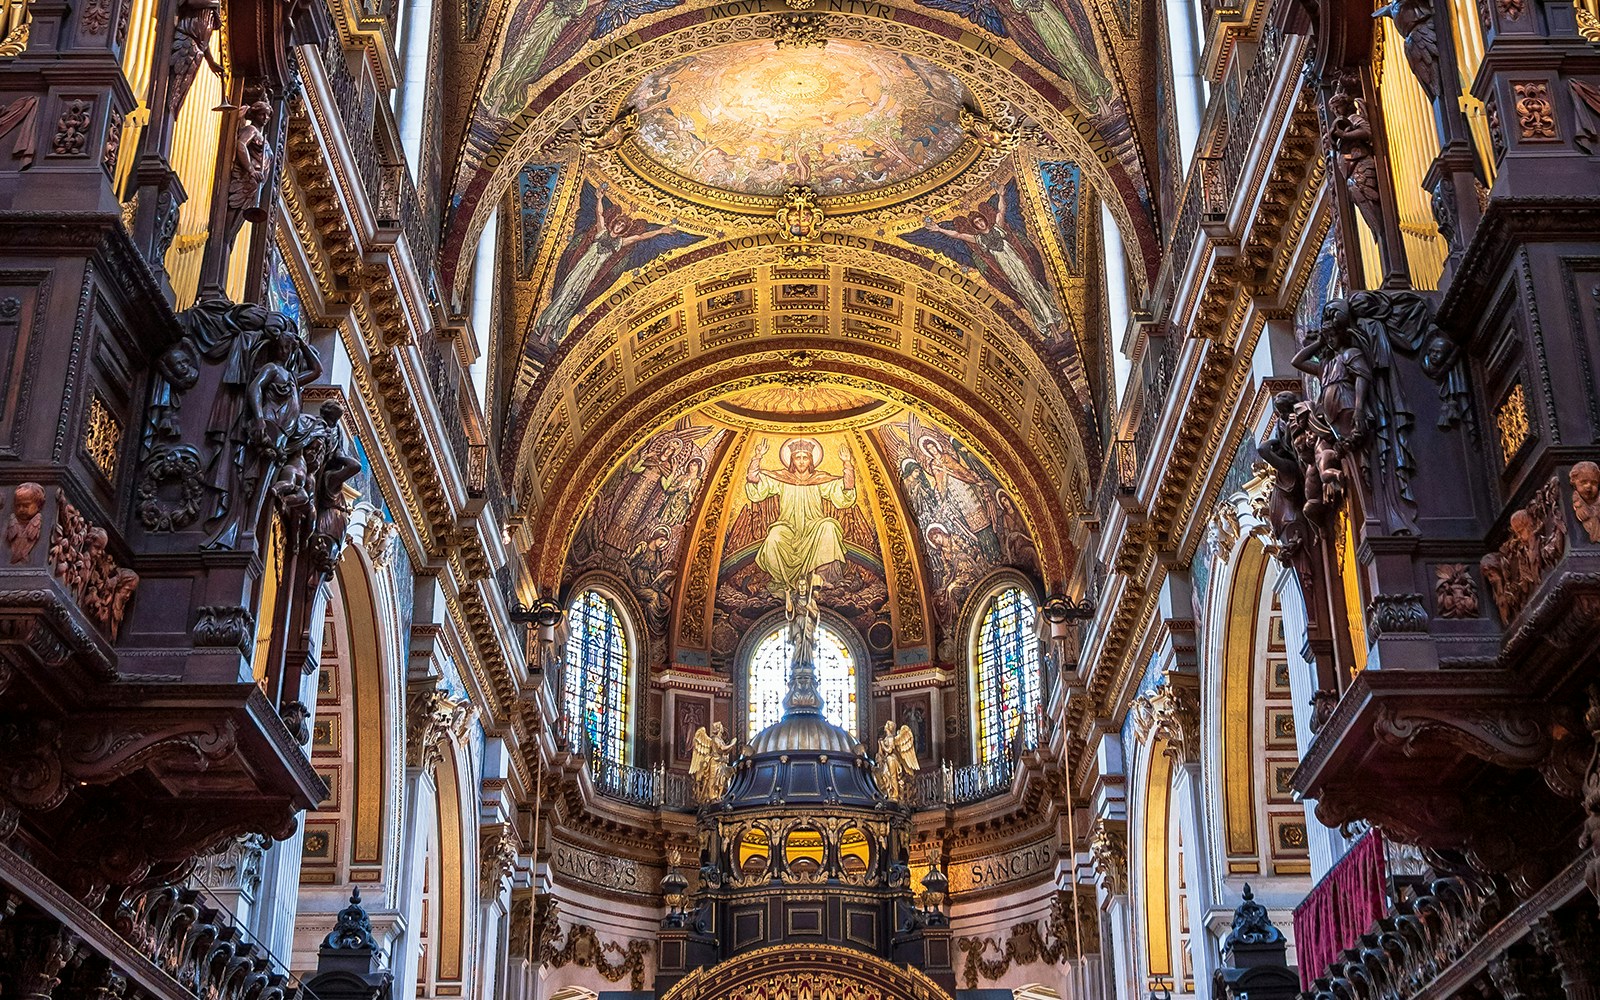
[626,40,974,201]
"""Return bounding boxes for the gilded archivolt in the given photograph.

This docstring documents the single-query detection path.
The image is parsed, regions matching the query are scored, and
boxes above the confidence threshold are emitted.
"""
[512,246,1092,510]
[522,353,1072,590]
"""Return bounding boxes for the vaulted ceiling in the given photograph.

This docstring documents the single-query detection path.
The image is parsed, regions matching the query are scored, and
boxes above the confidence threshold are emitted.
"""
[433,0,1173,646]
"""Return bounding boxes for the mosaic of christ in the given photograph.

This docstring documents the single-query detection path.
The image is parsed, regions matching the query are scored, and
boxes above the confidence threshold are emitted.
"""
[628,39,972,198]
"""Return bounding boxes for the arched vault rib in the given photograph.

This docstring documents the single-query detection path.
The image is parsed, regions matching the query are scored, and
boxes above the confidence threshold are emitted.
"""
[441,5,1159,297]
[518,344,1081,597]
[506,239,1100,485]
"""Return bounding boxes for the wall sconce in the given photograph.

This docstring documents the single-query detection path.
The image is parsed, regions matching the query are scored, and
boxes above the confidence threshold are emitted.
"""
[1147,976,1173,1000]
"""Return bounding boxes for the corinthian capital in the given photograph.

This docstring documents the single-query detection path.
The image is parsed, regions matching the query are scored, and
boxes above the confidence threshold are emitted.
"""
[1132,675,1201,764]
[406,682,474,772]
[1088,818,1127,896]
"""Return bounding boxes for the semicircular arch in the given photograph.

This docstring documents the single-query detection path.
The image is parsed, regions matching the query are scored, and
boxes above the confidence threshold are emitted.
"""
[518,344,1078,598]
[659,943,956,1000]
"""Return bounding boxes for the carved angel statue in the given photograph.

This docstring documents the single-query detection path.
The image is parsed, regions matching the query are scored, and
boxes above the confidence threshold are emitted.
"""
[874,721,920,803]
[688,721,736,803]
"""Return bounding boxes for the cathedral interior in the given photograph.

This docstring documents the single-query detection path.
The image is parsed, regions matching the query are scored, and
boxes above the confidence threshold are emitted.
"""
[1,0,1599,994]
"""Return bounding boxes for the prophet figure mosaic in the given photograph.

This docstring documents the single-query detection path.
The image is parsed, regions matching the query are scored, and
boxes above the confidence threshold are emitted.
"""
[904,175,1069,346]
[526,183,701,351]
[870,413,1037,660]
[478,0,685,120]
[628,40,971,198]
[567,415,730,637]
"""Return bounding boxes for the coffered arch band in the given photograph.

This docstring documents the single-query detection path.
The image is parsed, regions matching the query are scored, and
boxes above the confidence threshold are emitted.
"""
[517,347,1080,600]
[506,233,1099,462]
[441,6,1159,297]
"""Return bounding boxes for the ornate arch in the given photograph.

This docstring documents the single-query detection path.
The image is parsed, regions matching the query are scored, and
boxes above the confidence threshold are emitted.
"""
[507,237,1099,484]
[431,736,474,988]
[557,572,647,761]
[519,348,1077,598]
[660,944,956,1000]
[959,569,1044,763]
[331,543,404,883]
[441,4,1161,295]
[1129,731,1175,991]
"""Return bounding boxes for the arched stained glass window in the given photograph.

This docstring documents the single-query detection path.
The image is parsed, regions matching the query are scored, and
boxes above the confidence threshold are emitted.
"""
[974,586,1040,764]
[746,621,857,739]
[564,590,630,763]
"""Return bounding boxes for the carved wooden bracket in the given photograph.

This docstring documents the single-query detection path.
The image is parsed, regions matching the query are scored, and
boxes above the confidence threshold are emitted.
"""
[1372,703,1549,769]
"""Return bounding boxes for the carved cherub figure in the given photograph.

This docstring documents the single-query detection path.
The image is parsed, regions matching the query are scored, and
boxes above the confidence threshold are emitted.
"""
[1571,461,1600,543]
[5,481,44,564]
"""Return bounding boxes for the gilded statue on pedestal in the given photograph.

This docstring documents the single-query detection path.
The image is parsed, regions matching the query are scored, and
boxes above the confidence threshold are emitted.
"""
[689,721,736,803]
[873,721,919,803]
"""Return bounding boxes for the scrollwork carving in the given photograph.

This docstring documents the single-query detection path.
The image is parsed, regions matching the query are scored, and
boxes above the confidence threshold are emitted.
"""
[52,100,92,157]
[536,901,651,990]
[1581,683,1600,907]
[1372,703,1549,768]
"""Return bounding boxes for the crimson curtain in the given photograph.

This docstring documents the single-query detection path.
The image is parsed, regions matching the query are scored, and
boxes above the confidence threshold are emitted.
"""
[1291,828,1388,988]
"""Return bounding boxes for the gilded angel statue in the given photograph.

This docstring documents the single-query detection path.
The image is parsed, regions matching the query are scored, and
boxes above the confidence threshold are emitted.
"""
[688,721,736,803]
[874,721,920,803]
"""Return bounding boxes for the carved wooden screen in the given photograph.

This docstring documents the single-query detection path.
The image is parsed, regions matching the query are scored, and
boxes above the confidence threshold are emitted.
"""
[564,589,631,763]
[974,586,1040,764]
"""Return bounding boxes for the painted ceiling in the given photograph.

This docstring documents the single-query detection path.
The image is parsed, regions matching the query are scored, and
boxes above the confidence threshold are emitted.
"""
[441,0,1169,296]
[560,395,1044,670]
[439,0,1167,607]
[627,40,973,198]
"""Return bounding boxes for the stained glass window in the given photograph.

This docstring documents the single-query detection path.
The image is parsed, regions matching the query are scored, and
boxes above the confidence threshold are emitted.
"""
[746,621,857,739]
[563,590,630,763]
[975,586,1040,764]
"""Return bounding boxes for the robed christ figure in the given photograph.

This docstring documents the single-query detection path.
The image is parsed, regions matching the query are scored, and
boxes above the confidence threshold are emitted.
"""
[744,437,858,601]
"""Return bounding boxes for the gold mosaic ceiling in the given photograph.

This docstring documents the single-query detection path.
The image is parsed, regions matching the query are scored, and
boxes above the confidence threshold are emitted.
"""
[442,0,1165,598]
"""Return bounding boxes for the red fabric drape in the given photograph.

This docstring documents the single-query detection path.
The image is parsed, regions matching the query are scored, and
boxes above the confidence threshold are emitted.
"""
[1291,828,1388,988]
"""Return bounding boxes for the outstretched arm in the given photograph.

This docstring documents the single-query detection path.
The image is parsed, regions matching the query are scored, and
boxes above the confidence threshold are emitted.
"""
[621,223,673,247]
[924,216,976,244]
[1291,338,1324,377]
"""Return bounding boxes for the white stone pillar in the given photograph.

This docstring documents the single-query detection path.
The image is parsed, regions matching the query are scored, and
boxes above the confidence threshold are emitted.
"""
[396,765,438,1000]
[1105,894,1138,1000]
[249,830,304,962]
[1172,761,1219,993]
[1276,571,1349,881]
